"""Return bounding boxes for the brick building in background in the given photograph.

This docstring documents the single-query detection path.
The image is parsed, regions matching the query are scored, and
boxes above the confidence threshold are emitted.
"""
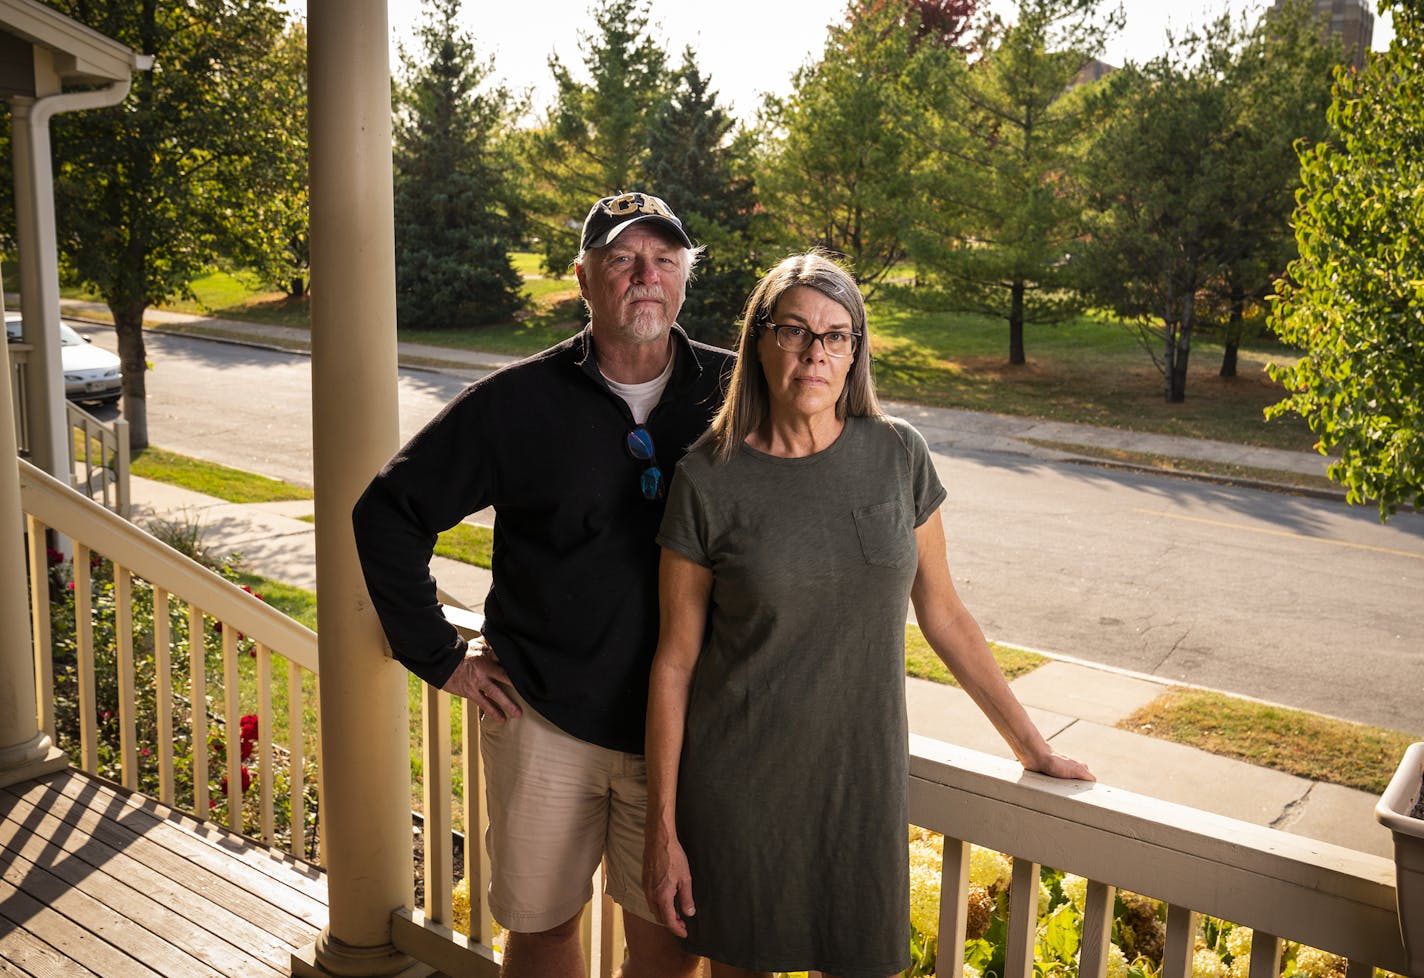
[1274,0,1375,68]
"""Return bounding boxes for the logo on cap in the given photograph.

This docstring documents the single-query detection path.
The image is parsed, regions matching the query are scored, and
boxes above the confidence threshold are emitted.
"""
[581,191,693,251]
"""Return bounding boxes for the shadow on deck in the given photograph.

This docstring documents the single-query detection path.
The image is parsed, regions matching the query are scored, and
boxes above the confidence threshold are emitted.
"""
[0,768,328,977]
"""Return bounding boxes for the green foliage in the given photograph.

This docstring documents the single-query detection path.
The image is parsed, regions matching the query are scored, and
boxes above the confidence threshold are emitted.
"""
[520,0,671,276]
[1076,16,1247,402]
[904,843,1352,978]
[757,1,922,288]
[1202,0,1339,375]
[907,0,1120,364]
[392,0,527,329]
[46,0,297,446]
[224,21,310,297]
[1078,5,1345,402]
[1267,0,1424,519]
[645,50,767,345]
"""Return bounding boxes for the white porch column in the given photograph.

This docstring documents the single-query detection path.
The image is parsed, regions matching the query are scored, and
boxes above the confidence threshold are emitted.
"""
[0,305,68,790]
[294,2,415,976]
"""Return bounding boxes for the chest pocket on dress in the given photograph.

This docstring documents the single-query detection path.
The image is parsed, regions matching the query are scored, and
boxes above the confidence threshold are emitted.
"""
[852,500,914,569]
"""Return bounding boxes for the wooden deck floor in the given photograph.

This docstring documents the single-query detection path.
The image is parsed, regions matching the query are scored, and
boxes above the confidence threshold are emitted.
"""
[0,768,328,977]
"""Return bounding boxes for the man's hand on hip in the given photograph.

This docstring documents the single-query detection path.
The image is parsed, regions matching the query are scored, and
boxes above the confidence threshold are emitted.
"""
[441,641,522,722]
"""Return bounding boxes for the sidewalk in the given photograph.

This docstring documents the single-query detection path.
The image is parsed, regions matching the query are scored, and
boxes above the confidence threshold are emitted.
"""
[128,478,1391,862]
[88,301,1385,858]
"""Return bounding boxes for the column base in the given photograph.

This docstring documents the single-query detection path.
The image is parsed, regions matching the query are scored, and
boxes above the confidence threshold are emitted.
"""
[0,733,68,790]
[291,929,433,978]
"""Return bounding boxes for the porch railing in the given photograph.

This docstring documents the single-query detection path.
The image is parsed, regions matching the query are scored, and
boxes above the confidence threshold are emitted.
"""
[19,456,1410,977]
[11,343,130,516]
[67,399,130,518]
[9,340,31,456]
[20,457,321,859]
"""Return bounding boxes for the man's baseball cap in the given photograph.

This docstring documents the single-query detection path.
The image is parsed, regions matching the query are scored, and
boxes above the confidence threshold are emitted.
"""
[580,191,694,251]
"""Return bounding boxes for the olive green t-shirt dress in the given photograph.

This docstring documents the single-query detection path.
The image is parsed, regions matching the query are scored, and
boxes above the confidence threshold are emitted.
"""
[656,415,947,978]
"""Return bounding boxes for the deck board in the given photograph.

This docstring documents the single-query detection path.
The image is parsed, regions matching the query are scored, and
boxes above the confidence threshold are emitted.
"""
[0,769,326,978]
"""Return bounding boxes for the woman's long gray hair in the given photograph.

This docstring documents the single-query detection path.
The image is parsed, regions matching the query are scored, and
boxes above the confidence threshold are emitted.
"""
[697,251,883,463]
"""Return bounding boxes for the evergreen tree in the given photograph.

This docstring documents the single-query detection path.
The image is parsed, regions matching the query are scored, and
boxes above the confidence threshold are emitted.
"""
[757,0,924,290]
[392,0,525,329]
[521,0,670,276]
[645,50,765,345]
[906,0,1119,365]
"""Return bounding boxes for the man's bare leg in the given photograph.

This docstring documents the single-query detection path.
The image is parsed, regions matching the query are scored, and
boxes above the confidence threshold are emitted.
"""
[501,910,585,978]
[617,911,702,978]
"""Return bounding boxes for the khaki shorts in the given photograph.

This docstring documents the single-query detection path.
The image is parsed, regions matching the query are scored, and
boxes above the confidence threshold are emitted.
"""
[478,686,654,933]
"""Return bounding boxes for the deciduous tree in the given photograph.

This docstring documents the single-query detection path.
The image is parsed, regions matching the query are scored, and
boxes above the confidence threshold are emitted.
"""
[1075,18,1241,403]
[1267,1,1423,518]
[1204,0,1339,377]
[225,19,309,297]
[392,0,525,329]
[47,0,294,449]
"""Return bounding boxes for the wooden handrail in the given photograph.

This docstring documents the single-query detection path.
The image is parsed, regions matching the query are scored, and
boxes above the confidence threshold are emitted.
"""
[909,736,1407,974]
[19,456,317,672]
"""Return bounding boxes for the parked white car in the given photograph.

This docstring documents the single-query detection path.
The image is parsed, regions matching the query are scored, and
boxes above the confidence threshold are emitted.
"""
[5,312,122,404]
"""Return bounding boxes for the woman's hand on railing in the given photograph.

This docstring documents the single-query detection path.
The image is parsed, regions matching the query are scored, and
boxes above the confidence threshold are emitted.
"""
[644,826,696,938]
[1023,748,1096,782]
[440,640,521,722]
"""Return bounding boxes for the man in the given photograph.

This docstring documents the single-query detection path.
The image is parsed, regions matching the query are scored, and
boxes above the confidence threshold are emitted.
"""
[352,191,731,978]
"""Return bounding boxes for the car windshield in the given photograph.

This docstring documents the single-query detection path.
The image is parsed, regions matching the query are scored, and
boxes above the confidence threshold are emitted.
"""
[5,317,88,346]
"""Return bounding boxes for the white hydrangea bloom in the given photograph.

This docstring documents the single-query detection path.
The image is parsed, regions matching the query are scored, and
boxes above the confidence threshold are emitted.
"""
[1294,946,1344,978]
[962,965,982,978]
[968,845,1012,890]
[1038,880,1054,917]
[1225,926,1253,957]
[1061,873,1088,911]
[1106,945,1130,978]
[1226,925,1255,978]
[1193,948,1228,978]
[908,841,942,937]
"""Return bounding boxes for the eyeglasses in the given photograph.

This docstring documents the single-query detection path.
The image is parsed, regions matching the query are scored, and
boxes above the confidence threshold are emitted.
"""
[626,427,664,500]
[763,323,860,359]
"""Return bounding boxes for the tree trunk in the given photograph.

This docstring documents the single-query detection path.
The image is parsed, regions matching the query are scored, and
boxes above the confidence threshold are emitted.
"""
[1220,285,1244,378]
[1166,292,1194,403]
[1009,278,1026,365]
[112,302,150,450]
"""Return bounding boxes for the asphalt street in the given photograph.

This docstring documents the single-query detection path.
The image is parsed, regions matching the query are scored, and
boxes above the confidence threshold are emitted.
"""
[76,324,1424,736]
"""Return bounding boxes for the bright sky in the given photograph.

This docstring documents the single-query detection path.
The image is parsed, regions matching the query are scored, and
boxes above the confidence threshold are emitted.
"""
[370,0,1395,121]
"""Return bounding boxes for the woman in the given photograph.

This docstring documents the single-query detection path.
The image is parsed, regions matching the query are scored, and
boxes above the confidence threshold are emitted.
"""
[643,253,1094,978]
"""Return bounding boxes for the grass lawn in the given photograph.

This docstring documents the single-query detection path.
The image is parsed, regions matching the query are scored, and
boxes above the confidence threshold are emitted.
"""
[1120,688,1417,795]
[905,624,1045,686]
[132,446,313,503]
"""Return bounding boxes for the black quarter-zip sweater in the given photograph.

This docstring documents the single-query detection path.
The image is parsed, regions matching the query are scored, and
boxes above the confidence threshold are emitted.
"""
[352,325,733,754]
